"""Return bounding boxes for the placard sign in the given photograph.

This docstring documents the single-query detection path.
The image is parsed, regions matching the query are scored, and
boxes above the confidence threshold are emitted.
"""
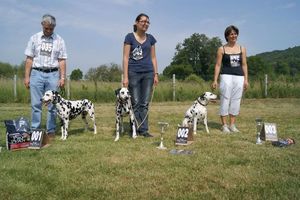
[260,123,278,141]
[175,126,193,145]
[28,130,44,149]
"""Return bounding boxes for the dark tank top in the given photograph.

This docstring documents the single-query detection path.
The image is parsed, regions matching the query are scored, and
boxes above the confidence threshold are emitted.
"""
[220,46,244,76]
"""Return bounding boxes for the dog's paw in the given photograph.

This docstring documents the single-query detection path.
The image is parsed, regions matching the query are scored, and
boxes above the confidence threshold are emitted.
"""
[132,134,137,139]
[114,137,119,142]
[60,135,67,140]
[193,131,197,135]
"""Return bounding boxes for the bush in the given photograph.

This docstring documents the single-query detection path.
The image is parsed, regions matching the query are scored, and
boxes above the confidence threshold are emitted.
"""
[184,74,205,85]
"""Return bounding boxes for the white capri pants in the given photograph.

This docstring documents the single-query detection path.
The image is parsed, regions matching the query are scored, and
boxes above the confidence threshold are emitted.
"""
[219,74,244,116]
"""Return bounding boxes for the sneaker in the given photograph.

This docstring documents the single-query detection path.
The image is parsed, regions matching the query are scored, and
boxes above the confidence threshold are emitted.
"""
[229,124,239,133]
[222,125,231,133]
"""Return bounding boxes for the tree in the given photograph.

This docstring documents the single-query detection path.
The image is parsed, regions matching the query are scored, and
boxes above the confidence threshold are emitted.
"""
[163,64,193,80]
[164,33,222,80]
[85,67,101,100]
[0,62,15,78]
[70,68,83,81]
[107,63,122,82]
[84,63,122,100]
[275,61,290,75]
[247,56,274,79]
[85,63,122,82]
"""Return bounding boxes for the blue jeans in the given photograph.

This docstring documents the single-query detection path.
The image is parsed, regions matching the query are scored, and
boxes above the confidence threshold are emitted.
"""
[128,71,154,133]
[30,69,59,133]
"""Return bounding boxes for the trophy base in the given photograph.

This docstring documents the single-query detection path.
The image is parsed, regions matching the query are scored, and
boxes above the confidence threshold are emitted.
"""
[157,142,167,150]
[256,139,263,145]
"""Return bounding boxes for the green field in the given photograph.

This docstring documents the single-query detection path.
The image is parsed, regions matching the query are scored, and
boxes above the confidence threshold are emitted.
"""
[1,77,300,103]
[0,99,299,200]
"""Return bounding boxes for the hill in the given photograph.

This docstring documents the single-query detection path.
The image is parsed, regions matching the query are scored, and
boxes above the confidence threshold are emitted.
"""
[254,46,300,76]
[255,46,300,63]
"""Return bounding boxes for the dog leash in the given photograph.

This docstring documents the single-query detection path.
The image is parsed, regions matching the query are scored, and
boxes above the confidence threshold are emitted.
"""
[132,86,156,130]
[57,86,66,97]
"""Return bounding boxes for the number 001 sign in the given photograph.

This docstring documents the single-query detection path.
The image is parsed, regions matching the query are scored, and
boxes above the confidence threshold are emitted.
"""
[28,130,44,149]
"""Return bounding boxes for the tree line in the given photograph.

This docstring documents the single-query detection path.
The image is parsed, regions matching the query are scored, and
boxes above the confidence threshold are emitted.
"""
[1,33,300,81]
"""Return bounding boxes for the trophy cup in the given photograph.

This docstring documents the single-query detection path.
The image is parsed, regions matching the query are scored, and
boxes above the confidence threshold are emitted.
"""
[157,122,169,150]
[255,118,263,145]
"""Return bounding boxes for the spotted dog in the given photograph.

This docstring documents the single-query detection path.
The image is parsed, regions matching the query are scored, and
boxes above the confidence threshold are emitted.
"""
[182,92,217,134]
[114,87,137,142]
[41,90,97,140]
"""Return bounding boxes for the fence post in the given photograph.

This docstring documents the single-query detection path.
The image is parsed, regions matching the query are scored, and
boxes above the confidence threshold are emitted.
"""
[264,74,268,97]
[14,74,17,101]
[67,75,70,99]
[173,74,176,101]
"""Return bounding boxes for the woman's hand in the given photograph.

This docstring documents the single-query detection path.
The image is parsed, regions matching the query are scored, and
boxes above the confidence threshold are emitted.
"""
[154,73,159,86]
[123,77,129,87]
[211,81,218,90]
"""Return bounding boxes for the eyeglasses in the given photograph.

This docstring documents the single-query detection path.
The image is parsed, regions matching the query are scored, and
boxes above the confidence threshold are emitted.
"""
[139,20,150,25]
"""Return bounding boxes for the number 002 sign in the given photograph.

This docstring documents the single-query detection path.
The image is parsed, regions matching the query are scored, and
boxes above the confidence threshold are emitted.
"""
[175,127,189,145]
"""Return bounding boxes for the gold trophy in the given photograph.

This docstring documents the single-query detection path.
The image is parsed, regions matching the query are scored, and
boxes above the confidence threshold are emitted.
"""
[157,122,169,150]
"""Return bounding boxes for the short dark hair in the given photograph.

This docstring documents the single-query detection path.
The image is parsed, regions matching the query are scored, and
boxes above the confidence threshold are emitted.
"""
[133,13,149,32]
[224,25,239,42]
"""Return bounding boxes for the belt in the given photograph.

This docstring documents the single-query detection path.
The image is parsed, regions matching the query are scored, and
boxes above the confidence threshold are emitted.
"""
[32,67,58,73]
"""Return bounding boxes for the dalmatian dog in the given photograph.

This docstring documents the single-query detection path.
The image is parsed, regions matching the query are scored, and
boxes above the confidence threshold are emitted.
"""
[41,90,97,140]
[114,87,137,142]
[182,92,217,134]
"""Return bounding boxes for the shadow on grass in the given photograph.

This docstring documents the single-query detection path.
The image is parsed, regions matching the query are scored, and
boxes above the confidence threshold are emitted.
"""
[191,121,222,132]
[208,121,222,130]
[67,128,88,136]
[112,121,133,138]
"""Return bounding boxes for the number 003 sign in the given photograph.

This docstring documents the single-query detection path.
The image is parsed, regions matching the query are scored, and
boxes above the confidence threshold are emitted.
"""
[261,123,278,141]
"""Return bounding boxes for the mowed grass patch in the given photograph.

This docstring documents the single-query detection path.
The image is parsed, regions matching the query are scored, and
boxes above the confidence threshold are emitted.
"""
[0,99,299,200]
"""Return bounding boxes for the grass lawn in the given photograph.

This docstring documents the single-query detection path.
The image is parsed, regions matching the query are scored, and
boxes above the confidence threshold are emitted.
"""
[0,99,299,200]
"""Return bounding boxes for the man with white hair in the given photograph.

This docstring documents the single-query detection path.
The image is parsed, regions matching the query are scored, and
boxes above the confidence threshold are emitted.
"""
[24,14,67,141]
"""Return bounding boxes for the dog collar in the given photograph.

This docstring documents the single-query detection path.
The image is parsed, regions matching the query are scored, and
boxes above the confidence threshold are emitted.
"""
[197,99,208,106]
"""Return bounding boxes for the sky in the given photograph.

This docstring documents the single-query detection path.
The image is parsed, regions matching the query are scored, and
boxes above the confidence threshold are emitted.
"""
[0,0,299,75]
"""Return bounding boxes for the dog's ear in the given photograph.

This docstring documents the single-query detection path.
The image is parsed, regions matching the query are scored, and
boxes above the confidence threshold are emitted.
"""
[115,88,121,96]
[127,89,131,98]
[52,90,60,103]
[200,93,205,100]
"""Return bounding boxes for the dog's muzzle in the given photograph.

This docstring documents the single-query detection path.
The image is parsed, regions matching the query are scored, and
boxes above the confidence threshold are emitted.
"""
[41,98,51,106]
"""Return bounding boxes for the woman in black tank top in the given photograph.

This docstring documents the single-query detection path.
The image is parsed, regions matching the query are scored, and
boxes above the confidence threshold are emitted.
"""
[211,25,249,133]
